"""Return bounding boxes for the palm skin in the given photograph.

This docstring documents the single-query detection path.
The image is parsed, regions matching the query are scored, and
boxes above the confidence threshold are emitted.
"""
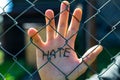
[27,1,103,80]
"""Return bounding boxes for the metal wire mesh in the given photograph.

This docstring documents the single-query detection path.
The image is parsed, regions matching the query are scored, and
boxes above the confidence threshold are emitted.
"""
[0,0,120,80]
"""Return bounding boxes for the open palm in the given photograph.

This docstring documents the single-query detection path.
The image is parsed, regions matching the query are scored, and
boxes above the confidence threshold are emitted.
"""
[27,1,103,80]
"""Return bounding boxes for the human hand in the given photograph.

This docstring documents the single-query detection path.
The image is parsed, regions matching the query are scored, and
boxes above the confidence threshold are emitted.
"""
[27,1,103,80]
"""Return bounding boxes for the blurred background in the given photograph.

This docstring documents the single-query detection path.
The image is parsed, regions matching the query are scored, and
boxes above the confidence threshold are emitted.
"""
[0,0,120,80]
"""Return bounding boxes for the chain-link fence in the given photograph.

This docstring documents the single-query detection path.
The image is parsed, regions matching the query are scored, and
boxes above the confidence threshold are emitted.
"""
[0,0,120,80]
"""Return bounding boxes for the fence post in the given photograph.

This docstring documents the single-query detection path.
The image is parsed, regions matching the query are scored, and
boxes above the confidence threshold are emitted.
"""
[85,0,97,75]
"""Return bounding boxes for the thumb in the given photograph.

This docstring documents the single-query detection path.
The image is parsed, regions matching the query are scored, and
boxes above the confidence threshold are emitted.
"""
[77,45,103,76]
[82,45,103,65]
[27,28,43,47]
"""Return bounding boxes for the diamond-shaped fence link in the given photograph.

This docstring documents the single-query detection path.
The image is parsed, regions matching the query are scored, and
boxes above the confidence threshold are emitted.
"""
[0,0,120,80]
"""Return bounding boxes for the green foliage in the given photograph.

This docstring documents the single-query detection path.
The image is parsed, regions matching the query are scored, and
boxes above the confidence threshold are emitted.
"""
[5,74,15,80]
[0,50,4,65]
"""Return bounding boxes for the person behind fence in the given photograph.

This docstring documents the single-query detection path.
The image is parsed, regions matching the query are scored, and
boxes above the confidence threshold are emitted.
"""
[27,1,120,80]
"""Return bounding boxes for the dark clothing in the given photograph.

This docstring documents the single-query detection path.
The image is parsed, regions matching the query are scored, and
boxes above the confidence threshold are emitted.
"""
[87,52,120,80]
